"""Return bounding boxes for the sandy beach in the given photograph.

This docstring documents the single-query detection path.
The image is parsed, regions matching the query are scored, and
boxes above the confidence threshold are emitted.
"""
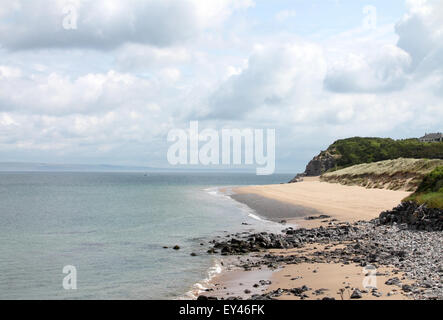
[203,178,418,300]
[232,177,411,228]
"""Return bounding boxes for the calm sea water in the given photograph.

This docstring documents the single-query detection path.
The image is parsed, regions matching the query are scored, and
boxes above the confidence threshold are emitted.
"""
[0,172,293,300]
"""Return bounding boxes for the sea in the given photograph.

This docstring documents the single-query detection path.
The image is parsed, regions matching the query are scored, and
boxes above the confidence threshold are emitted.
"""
[0,172,294,299]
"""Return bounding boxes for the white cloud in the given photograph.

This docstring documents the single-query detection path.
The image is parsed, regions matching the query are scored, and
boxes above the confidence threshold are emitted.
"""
[159,68,181,82]
[0,65,22,79]
[324,45,411,93]
[395,0,443,71]
[0,113,18,126]
[321,0,443,94]
[190,0,255,28]
[203,42,326,119]
[115,44,191,71]
[275,10,297,22]
[0,0,254,50]
[0,70,157,115]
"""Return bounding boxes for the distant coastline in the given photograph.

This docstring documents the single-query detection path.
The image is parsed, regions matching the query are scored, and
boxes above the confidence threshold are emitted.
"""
[0,162,279,174]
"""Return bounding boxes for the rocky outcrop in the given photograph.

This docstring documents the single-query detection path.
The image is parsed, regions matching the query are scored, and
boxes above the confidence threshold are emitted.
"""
[304,151,337,176]
[208,224,357,256]
[378,201,443,231]
[289,151,338,182]
[209,232,294,255]
[288,173,305,183]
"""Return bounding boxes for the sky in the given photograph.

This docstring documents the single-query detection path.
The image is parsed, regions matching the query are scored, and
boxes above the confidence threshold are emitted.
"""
[0,0,442,173]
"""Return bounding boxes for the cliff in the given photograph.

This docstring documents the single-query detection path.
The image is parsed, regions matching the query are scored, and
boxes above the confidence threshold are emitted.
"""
[292,137,443,179]
[303,150,339,176]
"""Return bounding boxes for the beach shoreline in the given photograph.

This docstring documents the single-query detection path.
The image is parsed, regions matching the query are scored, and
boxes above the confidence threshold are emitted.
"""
[198,179,430,300]
[231,177,411,228]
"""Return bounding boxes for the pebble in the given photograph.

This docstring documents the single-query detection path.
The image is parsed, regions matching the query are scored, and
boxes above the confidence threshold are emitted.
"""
[350,289,363,299]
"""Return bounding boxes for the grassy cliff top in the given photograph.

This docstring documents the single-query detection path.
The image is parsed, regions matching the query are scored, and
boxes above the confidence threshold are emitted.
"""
[322,158,443,177]
[405,166,443,209]
[321,158,443,192]
[325,137,443,170]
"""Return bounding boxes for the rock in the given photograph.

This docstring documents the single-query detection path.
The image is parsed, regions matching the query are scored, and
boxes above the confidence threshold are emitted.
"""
[290,286,310,296]
[190,252,197,256]
[372,291,383,297]
[350,289,363,299]
[244,289,251,294]
[423,294,438,300]
[221,246,231,254]
[250,294,274,300]
[314,289,328,295]
[378,202,443,231]
[226,296,242,300]
[304,151,337,176]
[305,215,331,221]
[402,284,413,292]
[385,277,401,286]
[172,245,180,250]
[289,173,306,183]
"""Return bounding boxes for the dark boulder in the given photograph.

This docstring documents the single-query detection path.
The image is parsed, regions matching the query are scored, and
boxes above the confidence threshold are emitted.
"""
[378,202,442,231]
[350,289,363,299]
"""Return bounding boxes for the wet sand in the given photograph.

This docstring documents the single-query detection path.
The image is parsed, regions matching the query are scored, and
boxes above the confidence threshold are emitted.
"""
[230,193,322,222]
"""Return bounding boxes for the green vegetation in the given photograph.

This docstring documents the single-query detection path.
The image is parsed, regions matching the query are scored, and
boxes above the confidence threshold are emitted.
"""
[325,137,443,170]
[405,166,443,209]
[312,137,443,208]
[321,158,443,191]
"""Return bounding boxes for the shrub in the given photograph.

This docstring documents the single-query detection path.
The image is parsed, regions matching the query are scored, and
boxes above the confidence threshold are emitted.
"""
[405,166,443,209]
